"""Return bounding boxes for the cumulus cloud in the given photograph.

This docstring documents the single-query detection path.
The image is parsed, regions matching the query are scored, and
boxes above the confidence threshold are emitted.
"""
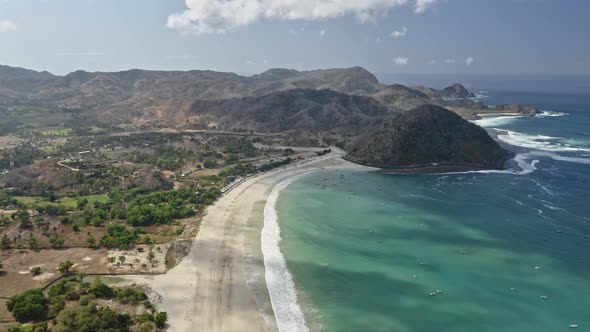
[167,0,439,34]
[0,19,16,32]
[391,26,407,39]
[465,56,474,66]
[394,57,409,65]
[444,58,456,64]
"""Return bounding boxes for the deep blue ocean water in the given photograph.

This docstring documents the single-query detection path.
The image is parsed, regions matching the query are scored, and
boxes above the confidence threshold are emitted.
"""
[275,79,590,332]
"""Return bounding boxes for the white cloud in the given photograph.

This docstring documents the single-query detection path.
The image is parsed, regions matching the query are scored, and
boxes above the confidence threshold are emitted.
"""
[320,29,326,37]
[428,59,437,65]
[394,57,409,65]
[0,19,16,32]
[444,58,456,64]
[415,0,437,13]
[465,56,474,66]
[390,26,407,39]
[244,59,256,65]
[167,0,440,35]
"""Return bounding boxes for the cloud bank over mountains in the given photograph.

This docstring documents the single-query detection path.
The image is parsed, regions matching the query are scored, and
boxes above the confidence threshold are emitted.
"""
[167,0,439,34]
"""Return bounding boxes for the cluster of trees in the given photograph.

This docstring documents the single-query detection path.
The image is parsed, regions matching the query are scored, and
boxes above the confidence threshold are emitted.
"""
[258,158,293,172]
[6,275,167,331]
[122,146,194,170]
[218,158,293,180]
[0,143,44,169]
[223,142,258,158]
[100,224,139,249]
[124,188,220,227]
[219,163,257,178]
[0,190,18,208]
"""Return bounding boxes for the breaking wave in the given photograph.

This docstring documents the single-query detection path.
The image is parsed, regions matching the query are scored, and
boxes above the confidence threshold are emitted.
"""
[262,174,311,332]
[537,110,569,117]
[473,116,524,127]
[496,130,590,152]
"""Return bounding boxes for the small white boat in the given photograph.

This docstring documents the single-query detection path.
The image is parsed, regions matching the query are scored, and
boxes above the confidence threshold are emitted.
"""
[510,288,518,292]
[540,295,548,300]
[569,324,578,328]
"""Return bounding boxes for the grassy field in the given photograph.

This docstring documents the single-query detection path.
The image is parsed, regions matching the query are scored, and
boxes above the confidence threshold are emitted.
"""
[15,194,110,209]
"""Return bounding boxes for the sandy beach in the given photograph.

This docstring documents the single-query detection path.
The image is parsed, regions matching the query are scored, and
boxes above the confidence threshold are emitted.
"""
[128,152,363,332]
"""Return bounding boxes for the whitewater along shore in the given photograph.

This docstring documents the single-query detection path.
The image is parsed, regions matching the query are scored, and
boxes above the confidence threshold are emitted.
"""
[126,152,368,332]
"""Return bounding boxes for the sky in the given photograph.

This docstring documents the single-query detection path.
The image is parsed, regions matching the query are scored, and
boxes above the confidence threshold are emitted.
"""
[0,0,589,76]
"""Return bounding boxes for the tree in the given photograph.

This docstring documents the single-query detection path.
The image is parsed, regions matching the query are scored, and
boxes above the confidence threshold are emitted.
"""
[86,234,96,247]
[1,234,10,250]
[31,266,42,276]
[147,250,155,263]
[90,278,114,299]
[49,235,65,249]
[118,256,126,265]
[59,216,71,225]
[28,234,38,249]
[6,289,49,323]
[76,198,88,210]
[15,209,31,229]
[58,261,74,275]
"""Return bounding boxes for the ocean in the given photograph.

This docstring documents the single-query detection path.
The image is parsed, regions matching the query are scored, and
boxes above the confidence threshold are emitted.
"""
[268,79,590,332]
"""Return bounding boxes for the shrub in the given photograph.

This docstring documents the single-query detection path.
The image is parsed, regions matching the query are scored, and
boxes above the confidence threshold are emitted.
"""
[31,266,42,276]
[154,311,168,328]
[6,289,49,323]
[58,261,74,275]
[90,279,114,299]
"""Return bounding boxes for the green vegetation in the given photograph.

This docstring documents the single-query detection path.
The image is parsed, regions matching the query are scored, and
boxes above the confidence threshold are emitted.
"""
[0,143,43,169]
[218,157,294,179]
[5,275,167,331]
[100,224,138,249]
[31,267,42,276]
[0,189,18,208]
[6,289,49,323]
[58,261,74,275]
[122,146,194,170]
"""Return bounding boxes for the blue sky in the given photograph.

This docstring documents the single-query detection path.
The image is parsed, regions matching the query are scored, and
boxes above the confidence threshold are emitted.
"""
[0,0,589,76]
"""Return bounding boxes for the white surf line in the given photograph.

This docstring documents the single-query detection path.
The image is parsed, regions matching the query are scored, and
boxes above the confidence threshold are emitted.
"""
[262,172,314,332]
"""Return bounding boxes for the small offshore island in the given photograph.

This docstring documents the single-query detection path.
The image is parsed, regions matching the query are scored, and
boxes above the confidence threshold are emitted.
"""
[0,64,540,331]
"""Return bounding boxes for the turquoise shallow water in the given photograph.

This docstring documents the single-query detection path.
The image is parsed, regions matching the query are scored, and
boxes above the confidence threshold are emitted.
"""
[276,90,590,332]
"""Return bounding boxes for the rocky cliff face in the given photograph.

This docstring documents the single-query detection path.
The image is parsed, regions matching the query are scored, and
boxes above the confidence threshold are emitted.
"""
[346,105,513,169]
[494,104,539,116]
[442,84,475,98]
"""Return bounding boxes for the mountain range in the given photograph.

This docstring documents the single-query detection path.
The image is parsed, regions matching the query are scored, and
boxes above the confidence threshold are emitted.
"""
[0,64,534,170]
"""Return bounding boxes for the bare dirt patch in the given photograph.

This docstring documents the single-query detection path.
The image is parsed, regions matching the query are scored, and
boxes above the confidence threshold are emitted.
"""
[0,247,108,297]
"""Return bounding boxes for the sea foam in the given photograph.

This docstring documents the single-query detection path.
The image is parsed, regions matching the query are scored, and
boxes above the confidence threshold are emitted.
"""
[262,174,311,332]
[473,116,523,127]
[496,130,590,152]
[537,110,569,117]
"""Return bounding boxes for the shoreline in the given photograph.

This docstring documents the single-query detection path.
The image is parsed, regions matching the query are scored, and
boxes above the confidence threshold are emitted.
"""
[126,153,366,332]
[126,113,544,331]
